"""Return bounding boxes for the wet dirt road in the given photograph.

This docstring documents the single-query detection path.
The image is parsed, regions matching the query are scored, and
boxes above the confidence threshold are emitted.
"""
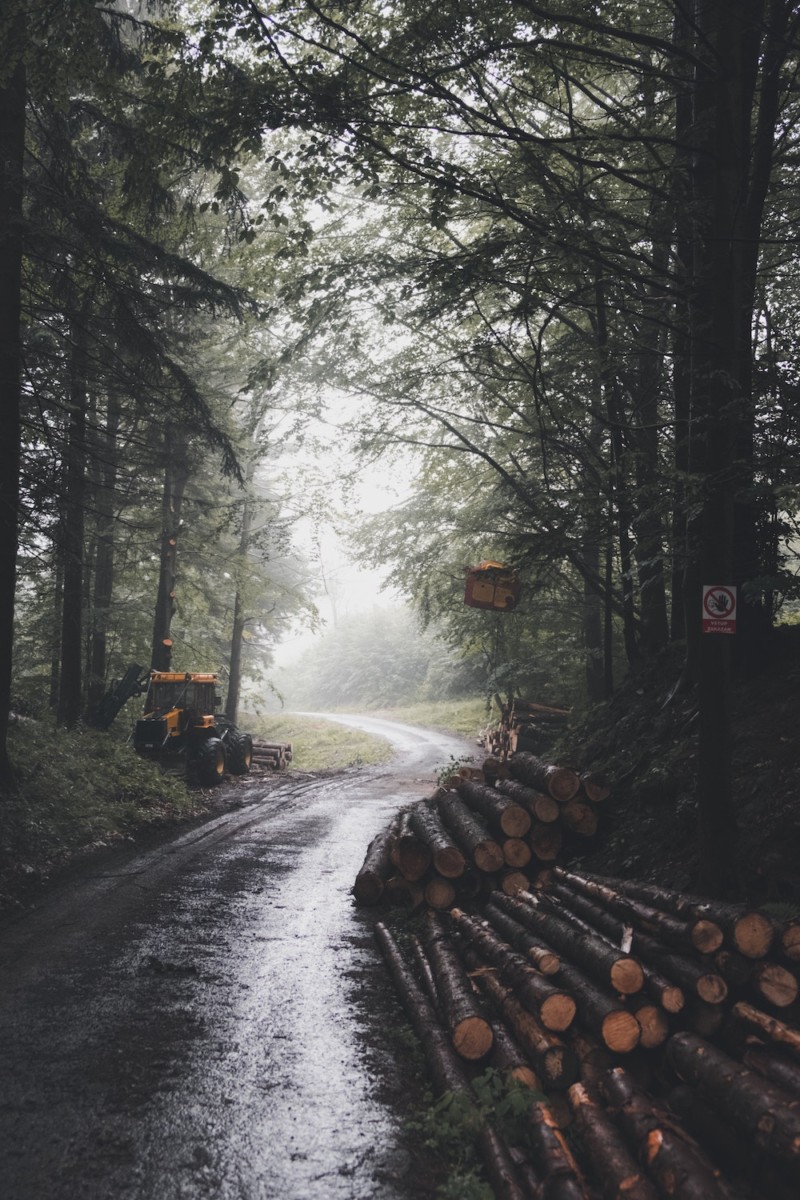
[0,716,473,1200]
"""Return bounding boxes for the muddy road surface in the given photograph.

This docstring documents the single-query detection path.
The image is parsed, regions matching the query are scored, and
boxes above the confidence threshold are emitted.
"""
[0,716,474,1199]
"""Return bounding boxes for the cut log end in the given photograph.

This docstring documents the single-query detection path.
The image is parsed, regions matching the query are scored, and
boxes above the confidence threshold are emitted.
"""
[601,1009,641,1053]
[691,919,724,955]
[634,1003,670,1049]
[532,949,561,976]
[753,962,799,1009]
[452,1015,494,1061]
[610,958,646,996]
[661,985,686,1015]
[539,992,578,1033]
[474,843,506,873]
[352,874,384,905]
[434,846,467,879]
[501,870,531,896]
[733,912,775,959]
[780,922,800,962]
[696,973,728,1006]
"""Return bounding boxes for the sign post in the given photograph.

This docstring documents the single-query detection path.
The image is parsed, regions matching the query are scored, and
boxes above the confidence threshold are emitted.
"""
[702,585,737,635]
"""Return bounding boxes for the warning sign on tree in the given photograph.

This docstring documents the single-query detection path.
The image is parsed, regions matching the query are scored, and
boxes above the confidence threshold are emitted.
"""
[702,585,737,634]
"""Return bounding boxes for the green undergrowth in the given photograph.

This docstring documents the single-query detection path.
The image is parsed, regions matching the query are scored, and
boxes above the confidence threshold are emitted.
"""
[368,697,491,740]
[248,712,394,770]
[0,717,198,908]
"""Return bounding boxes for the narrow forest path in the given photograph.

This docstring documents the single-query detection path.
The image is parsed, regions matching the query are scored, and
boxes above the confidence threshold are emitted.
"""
[0,717,473,1200]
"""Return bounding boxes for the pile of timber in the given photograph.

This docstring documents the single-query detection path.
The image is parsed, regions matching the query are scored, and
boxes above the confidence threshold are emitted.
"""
[250,738,293,771]
[354,753,610,908]
[481,699,571,758]
[362,844,800,1197]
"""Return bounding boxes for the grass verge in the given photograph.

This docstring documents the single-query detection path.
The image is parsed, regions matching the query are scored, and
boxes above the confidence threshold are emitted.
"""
[352,697,491,740]
[248,713,394,771]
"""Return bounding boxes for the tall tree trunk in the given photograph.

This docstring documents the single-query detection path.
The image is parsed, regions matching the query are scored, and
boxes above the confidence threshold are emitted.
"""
[49,545,64,711]
[0,42,25,790]
[581,412,609,702]
[671,5,698,669]
[88,388,121,709]
[57,308,90,728]
[226,586,246,725]
[730,0,790,676]
[226,462,256,724]
[151,425,190,671]
[632,197,671,659]
[690,0,754,891]
[595,276,639,668]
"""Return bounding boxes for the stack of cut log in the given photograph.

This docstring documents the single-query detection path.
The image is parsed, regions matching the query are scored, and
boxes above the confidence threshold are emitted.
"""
[250,738,293,771]
[481,699,571,759]
[354,753,609,908]
[365,855,800,1197]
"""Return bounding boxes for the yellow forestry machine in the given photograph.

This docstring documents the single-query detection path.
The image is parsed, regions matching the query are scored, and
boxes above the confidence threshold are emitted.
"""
[90,665,253,786]
[132,671,253,786]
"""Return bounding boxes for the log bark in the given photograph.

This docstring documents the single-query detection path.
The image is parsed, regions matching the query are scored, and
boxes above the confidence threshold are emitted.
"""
[471,962,578,1090]
[602,1066,732,1199]
[422,912,493,1061]
[731,1000,800,1054]
[410,935,439,1011]
[449,908,576,1032]
[554,868,723,955]
[538,891,682,1011]
[409,802,466,878]
[666,1031,800,1175]
[375,920,471,1094]
[498,778,560,824]
[567,1081,659,1200]
[456,778,532,837]
[508,753,581,801]
[551,883,727,1004]
[489,1017,541,1090]
[353,819,397,904]
[390,808,432,881]
[574,870,771,958]
[742,1045,800,1099]
[436,790,505,873]
[498,893,645,996]
[667,1083,799,1200]
[375,922,527,1200]
[683,998,725,1038]
[526,1098,590,1200]
[554,959,641,1052]
[484,899,561,975]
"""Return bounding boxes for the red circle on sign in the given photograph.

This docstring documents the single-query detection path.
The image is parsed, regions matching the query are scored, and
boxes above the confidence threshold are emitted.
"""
[703,586,736,619]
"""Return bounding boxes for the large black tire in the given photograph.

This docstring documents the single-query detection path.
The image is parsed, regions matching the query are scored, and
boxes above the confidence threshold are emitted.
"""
[195,737,226,786]
[227,730,253,776]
